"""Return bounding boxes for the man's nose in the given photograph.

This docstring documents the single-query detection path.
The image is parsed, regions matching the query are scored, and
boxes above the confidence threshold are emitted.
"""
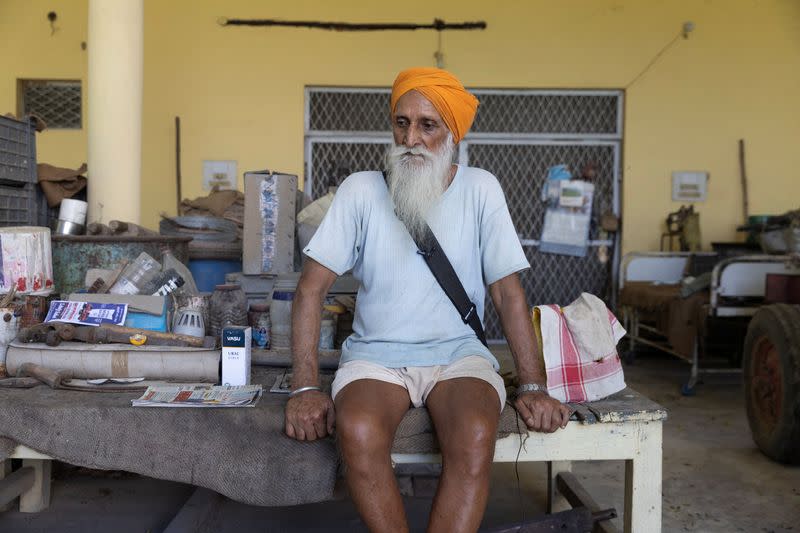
[403,126,421,148]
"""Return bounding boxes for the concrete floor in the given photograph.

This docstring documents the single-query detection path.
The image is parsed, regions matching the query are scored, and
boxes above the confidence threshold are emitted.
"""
[1,349,798,532]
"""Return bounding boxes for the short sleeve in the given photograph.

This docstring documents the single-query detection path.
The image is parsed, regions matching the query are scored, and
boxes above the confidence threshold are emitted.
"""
[480,194,530,286]
[302,176,364,275]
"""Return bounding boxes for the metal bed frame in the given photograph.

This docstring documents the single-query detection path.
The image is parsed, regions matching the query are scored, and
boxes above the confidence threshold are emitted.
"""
[619,252,800,394]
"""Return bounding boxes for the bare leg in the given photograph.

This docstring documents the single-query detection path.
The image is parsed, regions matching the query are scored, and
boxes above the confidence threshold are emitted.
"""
[335,379,411,533]
[425,378,500,533]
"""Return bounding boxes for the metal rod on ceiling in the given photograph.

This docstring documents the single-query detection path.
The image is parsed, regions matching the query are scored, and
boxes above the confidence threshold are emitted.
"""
[218,17,486,32]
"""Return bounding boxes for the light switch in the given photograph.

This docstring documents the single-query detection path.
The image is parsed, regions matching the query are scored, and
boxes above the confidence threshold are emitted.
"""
[203,160,237,190]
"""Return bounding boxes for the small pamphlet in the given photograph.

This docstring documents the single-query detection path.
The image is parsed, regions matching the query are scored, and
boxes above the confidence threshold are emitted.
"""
[45,300,128,327]
[131,384,263,408]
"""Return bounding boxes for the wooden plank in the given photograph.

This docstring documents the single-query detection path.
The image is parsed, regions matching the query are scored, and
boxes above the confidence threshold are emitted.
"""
[163,487,223,533]
[547,461,572,513]
[624,423,663,533]
[0,459,12,512]
[10,445,52,460]
[493,422,640,463]
[19,459,51,513]
[584,389,667,424]
[0,466,35,509]
[556,472,620,533]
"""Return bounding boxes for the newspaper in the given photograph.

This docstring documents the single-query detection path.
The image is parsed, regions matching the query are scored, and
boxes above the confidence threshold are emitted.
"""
[131,384,263,408]
[45,300,128,326]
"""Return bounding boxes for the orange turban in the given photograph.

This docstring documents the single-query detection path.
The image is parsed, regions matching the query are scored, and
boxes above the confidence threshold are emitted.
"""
[391,67,479,144]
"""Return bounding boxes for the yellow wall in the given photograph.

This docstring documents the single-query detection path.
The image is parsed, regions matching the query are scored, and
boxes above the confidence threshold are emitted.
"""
[2,0,799,253]
[0,0,87,169]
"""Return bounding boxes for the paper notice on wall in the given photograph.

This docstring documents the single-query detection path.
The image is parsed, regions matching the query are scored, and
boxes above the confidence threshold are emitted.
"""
[45,300,128,326]
[540,180,595,257]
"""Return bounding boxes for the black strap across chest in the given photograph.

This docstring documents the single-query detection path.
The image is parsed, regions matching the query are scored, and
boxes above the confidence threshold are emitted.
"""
[382,172,488,347]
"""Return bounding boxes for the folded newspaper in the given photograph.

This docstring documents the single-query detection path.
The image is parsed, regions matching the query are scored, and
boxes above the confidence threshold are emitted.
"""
[131,384,263,408]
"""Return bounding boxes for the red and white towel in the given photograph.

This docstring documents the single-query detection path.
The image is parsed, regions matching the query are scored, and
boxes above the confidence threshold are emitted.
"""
[532,293,627,403]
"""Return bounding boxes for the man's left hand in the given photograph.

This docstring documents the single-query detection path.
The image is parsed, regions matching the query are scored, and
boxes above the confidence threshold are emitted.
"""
[514,391,571,433]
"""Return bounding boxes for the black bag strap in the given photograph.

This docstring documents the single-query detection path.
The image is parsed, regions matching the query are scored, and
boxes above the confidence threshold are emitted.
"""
[383,172,488,347]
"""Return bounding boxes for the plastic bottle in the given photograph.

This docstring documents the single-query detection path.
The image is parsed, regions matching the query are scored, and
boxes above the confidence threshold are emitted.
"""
[109,252,162,295]
[150,268,186,296]
[161,248,199,296]
[319,316,335,350]
[255,310,271,349]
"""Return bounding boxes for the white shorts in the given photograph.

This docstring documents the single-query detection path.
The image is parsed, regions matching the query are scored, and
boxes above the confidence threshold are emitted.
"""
[331,355,507,412]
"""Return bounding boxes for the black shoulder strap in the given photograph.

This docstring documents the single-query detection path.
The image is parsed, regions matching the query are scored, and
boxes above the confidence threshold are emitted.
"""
[383,172,488,347]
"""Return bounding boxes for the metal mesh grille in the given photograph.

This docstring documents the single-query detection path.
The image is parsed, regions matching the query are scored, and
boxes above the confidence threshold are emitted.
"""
[20,80,82,129]
[309,141,390,198]
[471,93,618,135]
[305,88,622,341]
[309,91,391,132]
[483,247,612,340]
[468,143,616,240]
[307,88,619,136]
[469,142,616,340]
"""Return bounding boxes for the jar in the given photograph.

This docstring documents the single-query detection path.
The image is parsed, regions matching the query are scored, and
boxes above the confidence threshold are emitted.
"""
[208,284,248,338]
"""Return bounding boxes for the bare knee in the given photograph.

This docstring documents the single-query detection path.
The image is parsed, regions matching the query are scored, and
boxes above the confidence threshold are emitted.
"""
[337,409,393,463]
[441,417,497,478]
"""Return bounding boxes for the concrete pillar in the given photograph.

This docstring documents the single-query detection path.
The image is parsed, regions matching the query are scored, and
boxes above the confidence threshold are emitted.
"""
[87,0,143,224]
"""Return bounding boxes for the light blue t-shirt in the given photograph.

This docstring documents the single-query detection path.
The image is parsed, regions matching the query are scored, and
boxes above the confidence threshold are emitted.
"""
[303,165,529,370]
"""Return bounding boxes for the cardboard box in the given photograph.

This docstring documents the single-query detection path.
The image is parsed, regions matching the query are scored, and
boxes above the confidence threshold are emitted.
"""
[221,326,251,386]
[243,171,297,275]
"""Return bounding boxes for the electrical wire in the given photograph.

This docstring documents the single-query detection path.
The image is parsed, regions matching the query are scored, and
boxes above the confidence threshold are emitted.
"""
[625,31,684,89]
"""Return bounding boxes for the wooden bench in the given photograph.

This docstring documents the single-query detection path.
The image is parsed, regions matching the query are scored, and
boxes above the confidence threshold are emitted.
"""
[2,388,666,532]
[392,388,666,533]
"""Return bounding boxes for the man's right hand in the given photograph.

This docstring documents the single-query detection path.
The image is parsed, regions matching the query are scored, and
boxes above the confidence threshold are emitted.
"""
[285,391,336,441]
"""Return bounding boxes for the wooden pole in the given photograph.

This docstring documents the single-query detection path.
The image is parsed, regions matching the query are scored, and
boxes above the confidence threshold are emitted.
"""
[175,116,182,214]
[739,139,749,223]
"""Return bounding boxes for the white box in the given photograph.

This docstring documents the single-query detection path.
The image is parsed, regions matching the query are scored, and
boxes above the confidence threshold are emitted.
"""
[221,326,251,386]
[243,171,297,275]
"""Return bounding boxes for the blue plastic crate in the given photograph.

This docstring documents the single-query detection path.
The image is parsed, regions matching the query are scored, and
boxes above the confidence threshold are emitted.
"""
[0,116,37,185]
[0,182,39,226]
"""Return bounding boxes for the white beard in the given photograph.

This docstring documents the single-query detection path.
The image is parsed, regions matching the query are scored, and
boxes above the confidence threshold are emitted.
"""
[385,135,455,244]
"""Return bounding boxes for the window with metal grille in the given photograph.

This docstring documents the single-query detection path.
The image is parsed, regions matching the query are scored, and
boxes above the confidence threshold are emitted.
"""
[306,88,621,136]
[304,87,623,341]
[17,80,82,129]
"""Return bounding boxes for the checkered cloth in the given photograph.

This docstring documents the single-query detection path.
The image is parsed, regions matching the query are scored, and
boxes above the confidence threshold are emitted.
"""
[533,296,627,403]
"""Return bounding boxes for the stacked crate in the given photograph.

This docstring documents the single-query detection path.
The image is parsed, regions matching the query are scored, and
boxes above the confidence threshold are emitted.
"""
[0,115,41,227]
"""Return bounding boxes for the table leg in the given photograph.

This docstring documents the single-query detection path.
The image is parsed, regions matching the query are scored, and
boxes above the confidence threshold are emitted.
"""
[19,459,51,513]
[0,459,12,512]
[624,423,662,532]
[547,460,572,513]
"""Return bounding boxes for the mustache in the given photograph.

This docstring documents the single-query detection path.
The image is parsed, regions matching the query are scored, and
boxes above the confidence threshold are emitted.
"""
[387,144,434,160]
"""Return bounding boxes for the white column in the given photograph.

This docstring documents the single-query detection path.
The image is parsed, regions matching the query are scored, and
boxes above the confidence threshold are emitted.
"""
[87,0,143,224]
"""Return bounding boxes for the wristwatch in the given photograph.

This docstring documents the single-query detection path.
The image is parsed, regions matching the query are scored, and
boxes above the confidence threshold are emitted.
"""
[516,383,549,396]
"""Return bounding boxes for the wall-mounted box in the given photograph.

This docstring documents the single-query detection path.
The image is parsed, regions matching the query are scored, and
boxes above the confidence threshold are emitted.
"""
[203,160,237,190]
[672,171,708,202]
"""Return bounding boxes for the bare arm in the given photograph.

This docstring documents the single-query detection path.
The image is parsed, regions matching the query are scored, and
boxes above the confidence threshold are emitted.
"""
[489,272,570,432]
[290,259,337,388]
[285,258,337,441]
[488,272,545,386]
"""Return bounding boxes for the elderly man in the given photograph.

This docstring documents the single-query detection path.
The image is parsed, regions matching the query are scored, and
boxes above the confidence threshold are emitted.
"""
[285,68,570,533]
